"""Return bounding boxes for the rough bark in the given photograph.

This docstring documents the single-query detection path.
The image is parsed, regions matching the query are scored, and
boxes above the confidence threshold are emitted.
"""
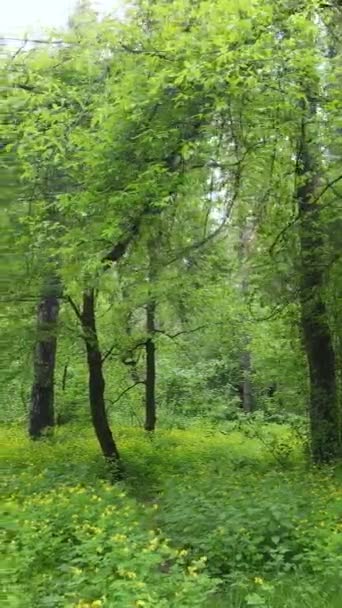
[29,287,60,438]
[145,299,157,431]
[81,288,121,475]
[296,108,341,463]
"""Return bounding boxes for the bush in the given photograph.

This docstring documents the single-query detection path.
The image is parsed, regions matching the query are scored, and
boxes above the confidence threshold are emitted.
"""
[1,424,341,608]
[156,467,342,583]
[2,482,216,608]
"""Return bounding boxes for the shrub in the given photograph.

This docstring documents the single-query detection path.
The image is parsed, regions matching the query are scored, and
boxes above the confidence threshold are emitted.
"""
[2,483,217,607]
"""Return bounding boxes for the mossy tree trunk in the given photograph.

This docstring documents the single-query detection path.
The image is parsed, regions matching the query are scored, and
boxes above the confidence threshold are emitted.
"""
[296,103,341,463]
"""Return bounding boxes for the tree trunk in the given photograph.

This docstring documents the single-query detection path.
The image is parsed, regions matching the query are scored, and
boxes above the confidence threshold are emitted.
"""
[124,313,141,385]
[81,288,121,475]
[29,286,60,438]
[296,106,341,463]
[145,299,156,431]
[238,220,255,413]
[240,349,254,414]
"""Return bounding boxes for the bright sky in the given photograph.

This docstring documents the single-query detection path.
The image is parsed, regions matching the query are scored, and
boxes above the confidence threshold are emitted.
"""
[1,0,120,37]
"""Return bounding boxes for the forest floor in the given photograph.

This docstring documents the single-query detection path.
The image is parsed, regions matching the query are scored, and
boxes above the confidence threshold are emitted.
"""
[1,423,341,607]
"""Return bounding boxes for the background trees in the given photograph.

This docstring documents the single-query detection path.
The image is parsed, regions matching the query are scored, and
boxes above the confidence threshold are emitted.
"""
[1,0,341,463]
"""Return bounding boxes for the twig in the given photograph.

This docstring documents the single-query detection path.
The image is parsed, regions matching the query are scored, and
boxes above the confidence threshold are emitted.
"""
[101,344,119,364]
[270,173,342,256]
[154,324,208,339]
[67,296,82,321]
[109,381,146,406]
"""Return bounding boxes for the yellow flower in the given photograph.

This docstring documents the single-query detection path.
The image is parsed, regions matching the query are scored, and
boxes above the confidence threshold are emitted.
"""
[126,571,137,580]
[118,568,137,580]
[72,567,83,576]
[178,549,188,557]
[111,533,127,542]
[135,601,146,607]
[254,577,264,585]
[91,601,102,608]
[148,538,159,551]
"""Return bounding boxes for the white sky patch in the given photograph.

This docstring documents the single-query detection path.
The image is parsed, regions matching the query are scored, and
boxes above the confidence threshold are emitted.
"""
[1,0,122,37]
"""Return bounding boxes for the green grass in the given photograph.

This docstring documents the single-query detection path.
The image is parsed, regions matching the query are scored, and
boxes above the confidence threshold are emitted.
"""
[1,423,341,607]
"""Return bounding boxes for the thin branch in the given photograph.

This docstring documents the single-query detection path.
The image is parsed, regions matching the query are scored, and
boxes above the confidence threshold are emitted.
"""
[67,295,82,321]
[102,340,146,364]
[1,37,66,45]
[154,324,208,340]
[269,173,342,256]
[119,43,174,61]
[312,173,342,205]
[109,381,146,407]
[101,344,120,364]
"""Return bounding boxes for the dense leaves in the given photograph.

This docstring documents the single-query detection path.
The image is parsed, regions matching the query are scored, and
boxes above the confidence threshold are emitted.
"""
[0,0,341,606]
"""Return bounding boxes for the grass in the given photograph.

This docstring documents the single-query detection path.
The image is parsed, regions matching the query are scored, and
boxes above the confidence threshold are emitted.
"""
[1,422,341,607]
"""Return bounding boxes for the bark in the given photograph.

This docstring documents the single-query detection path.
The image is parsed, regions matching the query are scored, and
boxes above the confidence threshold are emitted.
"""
[145,299,157,431]
[238,219,256,413]
[124,312,141,385]
[81,288,121,475]
[29,285,60,438]
[296,108,341,463]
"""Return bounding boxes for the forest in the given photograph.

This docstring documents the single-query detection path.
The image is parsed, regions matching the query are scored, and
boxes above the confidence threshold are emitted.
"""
[1,0,342,606]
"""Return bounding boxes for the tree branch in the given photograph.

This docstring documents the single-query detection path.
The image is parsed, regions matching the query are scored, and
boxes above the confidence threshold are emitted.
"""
[269,173,342,256]
[108,381,146,407]
[101,344,120,364]
[154,324,208,340]
[67,296,82,321]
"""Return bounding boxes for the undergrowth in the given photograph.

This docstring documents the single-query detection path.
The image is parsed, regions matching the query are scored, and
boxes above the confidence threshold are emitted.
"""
[1,423,341,607]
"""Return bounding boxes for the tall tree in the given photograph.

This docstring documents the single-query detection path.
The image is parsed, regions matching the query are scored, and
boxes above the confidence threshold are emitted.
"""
[29,275,61,437]
[296,98,340,462]
[144,239,158,431]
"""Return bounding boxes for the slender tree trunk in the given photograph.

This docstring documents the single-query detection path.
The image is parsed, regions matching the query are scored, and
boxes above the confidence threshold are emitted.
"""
[238,220,255,413]
[29,282,60,438]
[240,349,254,414]
[81,288,121,475]
[144,237,158,431]
[124,313,141,385]
[296,105,341,463]
[145,299,156,431]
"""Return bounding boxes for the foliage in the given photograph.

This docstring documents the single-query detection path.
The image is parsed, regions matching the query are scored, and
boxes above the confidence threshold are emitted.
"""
[1,423,341,607]
[1,0,342,604]
[1,428,216,608]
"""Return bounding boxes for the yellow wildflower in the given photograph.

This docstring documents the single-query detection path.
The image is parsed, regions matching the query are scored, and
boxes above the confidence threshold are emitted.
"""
[148,538,159,550]
[254,577,264,585]
[178,549,188,557]
[111,533,127,542]
[126,571,137,580]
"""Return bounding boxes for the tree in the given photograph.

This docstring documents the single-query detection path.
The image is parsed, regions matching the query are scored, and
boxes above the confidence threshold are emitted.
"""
[296,98,340,462]
[2,0,341,465]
